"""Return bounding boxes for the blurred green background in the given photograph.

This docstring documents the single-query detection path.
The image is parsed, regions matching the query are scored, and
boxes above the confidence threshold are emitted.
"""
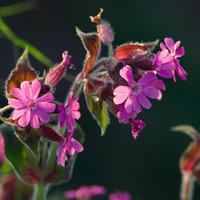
[0,0,200,199]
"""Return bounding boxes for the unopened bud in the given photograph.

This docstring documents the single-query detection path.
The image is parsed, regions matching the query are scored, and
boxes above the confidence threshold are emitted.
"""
[44,51,72,87]
[97,20,114,45]
[90,8,114,45]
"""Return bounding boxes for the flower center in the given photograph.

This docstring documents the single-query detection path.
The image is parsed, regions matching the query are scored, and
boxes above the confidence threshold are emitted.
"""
[132,84,141,95]
[27,99,37,110]
[66,107,71,115]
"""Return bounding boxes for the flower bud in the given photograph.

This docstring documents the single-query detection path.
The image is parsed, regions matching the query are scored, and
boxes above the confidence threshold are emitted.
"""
[97,20,114,45]
[38,124,64,143]
[44,51,72,87]
[90,8,114,45]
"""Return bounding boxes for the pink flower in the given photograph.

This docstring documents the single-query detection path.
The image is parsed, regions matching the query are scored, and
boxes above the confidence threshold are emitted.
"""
[45,51,73,87]
[109,192,133,200]
[64,185,106,200]
[153,37,187,81]
[58,92,81,130]
[117,105,145,139]
[113,65,165,115]
[8,80,56,129]
[0,135,5,163]
[57,129,84,166]
[130,119,145,139]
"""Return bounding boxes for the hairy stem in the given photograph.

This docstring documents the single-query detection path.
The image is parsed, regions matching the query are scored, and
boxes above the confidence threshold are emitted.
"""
[33,183,49,200]
[180,172,195,200]
[108,43,113,56]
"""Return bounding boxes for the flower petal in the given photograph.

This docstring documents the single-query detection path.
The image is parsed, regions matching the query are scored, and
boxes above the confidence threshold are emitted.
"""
[71,111,81,120]
[176,47,185,58]
[119,65,135,86]
[20,81,32,99]
[37,92,54,103]
[113,86,130,105]
[34,109,50,123]
[137,94,151,109]
[138,72,157,87]
[17,111,31,127]
[12,109,26,120]
[69,139,84,154]
[31,80,41,99]
[37,102,56,113]
[175,62,187,81]
[132,95,142,113]
[164,37,175,53]
[70,101,80,111]
[143,87,160,99]
[8,98,25,109]
[30,112,40,129]
[11,88,26,101]
[124,95,133,113]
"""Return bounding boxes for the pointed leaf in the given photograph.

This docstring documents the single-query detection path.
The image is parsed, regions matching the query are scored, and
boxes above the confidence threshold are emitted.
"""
[6,49,37,94]
[0,124,40,184]
[85,91,109,136]
[171,125,199,141]
[76,27,100,76]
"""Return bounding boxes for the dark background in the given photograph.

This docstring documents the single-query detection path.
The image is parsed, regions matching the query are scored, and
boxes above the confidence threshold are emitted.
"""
[0,0,200,200]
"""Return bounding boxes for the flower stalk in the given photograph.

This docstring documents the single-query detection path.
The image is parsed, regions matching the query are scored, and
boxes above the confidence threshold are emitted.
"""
[0,105,11,115]
[33,183,49,200]
[180,173,195,200]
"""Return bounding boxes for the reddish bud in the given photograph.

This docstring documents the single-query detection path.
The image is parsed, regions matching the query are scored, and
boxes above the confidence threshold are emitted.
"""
[38,124,64,143]
[44,51,72,87]
[113,41,158,70]
[90,8,114,45]
[97,20,114,45]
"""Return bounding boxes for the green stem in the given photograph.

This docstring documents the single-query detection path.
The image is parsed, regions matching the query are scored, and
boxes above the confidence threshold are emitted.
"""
[33,183,49,200]
[0,105,11,114]
[0,1,36,17]
[180,172,195,200]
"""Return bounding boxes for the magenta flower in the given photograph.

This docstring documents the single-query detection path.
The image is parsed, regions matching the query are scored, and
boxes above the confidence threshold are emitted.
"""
[130,119,145,139]
[8,80,56,129]
[57,129,84,166]
[64,185,106,200]
[109,192,133,200]
[153,37,187,81]
[117,105,145,139]
[58,92,81,130]
[113,65,165,115]
[0,135,5,163]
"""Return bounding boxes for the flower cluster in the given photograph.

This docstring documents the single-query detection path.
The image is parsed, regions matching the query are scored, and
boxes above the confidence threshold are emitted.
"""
[5,51,83,167]
[106,36,187,139]
[64,185,133,200]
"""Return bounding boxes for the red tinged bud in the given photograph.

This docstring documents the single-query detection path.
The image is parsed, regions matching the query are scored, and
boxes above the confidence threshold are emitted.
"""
[44,51,72,87]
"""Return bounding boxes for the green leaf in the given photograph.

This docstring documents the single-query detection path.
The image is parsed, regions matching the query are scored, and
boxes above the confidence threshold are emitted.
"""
[0,160,12,175]
[85,93,110,136]
[171,125,199,141]
[0,123,40,184]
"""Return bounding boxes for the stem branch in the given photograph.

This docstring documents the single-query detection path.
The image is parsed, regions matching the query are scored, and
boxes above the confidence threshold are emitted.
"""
[33,183,49,200]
